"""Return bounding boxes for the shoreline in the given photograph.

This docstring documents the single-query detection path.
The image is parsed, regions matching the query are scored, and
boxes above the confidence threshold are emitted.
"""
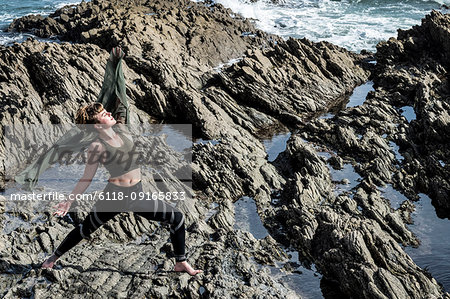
[1,0,447,53]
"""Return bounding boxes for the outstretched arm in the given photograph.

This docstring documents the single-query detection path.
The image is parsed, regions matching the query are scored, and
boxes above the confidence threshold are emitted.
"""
[53,142,103,216]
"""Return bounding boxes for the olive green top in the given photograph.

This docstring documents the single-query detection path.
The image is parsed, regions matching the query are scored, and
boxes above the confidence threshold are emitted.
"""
[97,130,140,178]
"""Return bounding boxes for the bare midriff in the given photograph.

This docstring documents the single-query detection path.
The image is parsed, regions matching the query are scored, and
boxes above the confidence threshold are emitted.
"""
[108,168,141,187]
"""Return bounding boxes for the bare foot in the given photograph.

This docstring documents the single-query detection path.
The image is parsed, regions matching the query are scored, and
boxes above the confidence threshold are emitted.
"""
[41,254,59,269]
[174,261,202,276]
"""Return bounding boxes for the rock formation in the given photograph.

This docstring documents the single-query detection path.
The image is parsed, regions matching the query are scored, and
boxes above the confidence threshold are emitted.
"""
[1,0,448,298]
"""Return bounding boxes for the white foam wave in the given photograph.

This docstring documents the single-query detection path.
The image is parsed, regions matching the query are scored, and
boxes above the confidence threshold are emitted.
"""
[0,32,31,45]
[212,56,244,72]
[213,0,443,52]
[0,31,65,46]
[25,10,50,16]
[0,13,16,23]
[55,0,88,10]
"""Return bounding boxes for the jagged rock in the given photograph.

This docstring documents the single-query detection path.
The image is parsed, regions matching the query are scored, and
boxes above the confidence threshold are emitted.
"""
[374,11,450,214]
[328,155,344,170]
[271,10,450,298]
[2,0,448,298]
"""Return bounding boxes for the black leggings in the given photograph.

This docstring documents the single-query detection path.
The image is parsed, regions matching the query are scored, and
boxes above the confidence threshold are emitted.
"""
[54,182,186,262]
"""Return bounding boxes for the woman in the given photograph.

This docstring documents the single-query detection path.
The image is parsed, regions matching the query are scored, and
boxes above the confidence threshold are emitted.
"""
[41,50,201,276]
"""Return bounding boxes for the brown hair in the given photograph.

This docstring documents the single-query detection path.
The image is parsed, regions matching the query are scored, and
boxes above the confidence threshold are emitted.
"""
[75,103,104,124]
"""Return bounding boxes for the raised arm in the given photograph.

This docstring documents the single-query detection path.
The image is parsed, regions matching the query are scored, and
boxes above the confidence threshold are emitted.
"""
[53,142,104,216]
[114,97,127,124]
[97,46,129,123]
[16,46,130,191]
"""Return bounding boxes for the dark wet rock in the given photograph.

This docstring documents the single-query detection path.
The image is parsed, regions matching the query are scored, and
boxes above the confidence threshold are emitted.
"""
[2,227,297,298]
[328,155,344,170]
[273,10,450,297]
[258,133,443,298]
[7,0,263,68]
[375,11,450,215]
[372,10,450,212]
[218,40,368,124]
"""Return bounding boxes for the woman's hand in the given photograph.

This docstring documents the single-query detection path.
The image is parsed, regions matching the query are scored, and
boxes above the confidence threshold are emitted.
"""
[110,47,124,62]
[52,201,72,217]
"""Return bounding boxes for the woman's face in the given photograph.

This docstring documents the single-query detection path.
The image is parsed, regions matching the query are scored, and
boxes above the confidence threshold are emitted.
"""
[95,109,116,128]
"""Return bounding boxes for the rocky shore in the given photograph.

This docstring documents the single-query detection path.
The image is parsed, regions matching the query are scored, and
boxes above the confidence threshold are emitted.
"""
[1,0,449,298]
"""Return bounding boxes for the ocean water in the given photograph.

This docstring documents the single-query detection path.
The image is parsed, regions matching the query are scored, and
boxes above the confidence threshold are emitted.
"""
[405,193,450,291]
[215,0,447,52]
[0,0,86,44]
[1,0,447,51]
